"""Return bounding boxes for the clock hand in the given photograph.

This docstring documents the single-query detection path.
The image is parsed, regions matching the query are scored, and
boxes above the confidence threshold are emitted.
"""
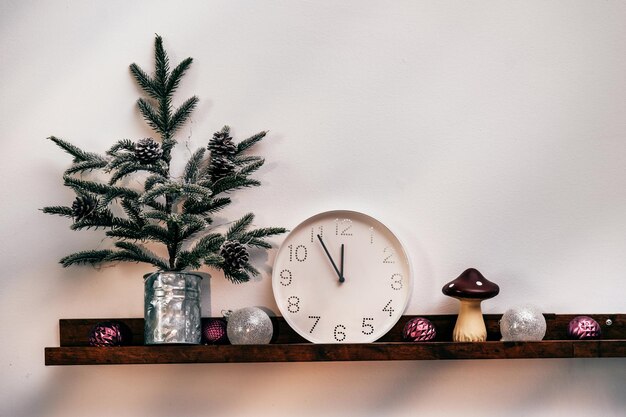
[316,234,345,283]
[340,244,344,281]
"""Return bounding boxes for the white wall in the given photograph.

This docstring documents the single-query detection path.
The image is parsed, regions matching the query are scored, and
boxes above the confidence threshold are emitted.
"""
[1,1,625,416]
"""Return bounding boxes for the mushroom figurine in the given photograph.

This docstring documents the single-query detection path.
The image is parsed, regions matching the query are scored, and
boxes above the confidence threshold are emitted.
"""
[442,268,500,342]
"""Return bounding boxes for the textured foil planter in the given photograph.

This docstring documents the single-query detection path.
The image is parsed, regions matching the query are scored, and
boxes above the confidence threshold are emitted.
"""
[144,271,203,344]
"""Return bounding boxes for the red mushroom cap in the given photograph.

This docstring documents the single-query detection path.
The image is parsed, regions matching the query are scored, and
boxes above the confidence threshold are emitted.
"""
[442,268,499,300]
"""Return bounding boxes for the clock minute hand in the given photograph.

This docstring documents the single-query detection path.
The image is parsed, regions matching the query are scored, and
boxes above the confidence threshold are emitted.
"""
[316,234,345,283]
[340,244,344,281]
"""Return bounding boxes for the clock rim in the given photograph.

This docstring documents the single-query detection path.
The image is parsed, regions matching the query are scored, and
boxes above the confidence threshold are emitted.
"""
[271,209,413,344]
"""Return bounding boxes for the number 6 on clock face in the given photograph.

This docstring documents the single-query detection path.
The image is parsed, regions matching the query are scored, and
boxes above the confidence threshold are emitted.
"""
[272,210,413,343]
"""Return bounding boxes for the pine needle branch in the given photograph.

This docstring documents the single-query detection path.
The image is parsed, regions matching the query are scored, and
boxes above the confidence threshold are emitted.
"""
[137,98,164,134]
[110,241,169,270]
[240,227,287,242]
[226,213,255,240]
[222,268,251,284]
[60,250,117,267]
[175,233,225,270]
[238,159,265,175]
[211,176,261,195]
[106,228,145,240]
[166,57,193,95]
[144,174,168,191]
[49,136,105,163]
[109,161,167,185]
[129,63,160,99]
[141,224,172,245]
[183,197,231,215]
[65,159,108,175]
[180,183,212,201]
[233,155,263,166]
[153,35,170,97]
[63,176,139,200]
[42,206,74,217]
[236,131,267,154]
[70,210,114,230]
[169,96,198,134]
[107,139,135,156]
[183,148,206,184]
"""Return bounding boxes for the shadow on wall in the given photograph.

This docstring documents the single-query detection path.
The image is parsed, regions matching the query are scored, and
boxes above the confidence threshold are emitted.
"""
[12,358,626,417]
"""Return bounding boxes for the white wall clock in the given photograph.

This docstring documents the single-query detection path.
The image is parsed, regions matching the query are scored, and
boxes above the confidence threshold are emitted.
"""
[272,210,412,343]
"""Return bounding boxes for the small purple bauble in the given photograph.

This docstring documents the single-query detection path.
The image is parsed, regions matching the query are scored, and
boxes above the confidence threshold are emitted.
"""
[567,316,601,340]
[88,321,132,346]
[402,317,436,342]
[201,318,229,345]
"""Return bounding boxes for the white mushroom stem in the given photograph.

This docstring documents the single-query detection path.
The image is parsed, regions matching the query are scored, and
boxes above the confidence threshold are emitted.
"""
[452,298,487,342]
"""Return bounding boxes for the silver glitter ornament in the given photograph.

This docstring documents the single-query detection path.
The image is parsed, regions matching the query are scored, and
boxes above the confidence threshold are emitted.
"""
[226,307,273,345]
[500,304,547,341]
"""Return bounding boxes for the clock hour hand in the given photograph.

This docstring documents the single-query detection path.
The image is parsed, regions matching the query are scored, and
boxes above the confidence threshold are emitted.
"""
[316,234,345,283]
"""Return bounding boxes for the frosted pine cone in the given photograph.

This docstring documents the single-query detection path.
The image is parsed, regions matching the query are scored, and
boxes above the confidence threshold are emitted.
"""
[208,129,236,158]
[71,195,97,221]
[134,138,163,164]
[221,240,249,272]
[209,155,235,180]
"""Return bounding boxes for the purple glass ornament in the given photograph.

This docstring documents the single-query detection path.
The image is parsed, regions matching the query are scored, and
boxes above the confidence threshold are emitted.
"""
[88,321,132,346]
[567,316,601,340]
[201,318,229,344]
[402,317,436,342]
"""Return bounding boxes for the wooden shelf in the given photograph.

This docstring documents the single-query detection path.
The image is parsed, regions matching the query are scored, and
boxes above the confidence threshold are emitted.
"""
[45,314,626,365]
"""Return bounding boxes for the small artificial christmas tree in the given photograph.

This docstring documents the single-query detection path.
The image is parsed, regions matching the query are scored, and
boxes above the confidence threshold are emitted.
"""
[43,35,285,283]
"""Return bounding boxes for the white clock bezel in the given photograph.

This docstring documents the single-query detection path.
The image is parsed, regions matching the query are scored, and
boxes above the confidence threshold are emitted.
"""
[272,210,413,344]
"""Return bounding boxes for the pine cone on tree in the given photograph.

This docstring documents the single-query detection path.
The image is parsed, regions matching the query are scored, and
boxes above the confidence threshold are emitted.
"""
[71,195,98,221]
[134,138,163,164]
[209,155,235,180]
[220,240,249,272]
[208,130,236,158]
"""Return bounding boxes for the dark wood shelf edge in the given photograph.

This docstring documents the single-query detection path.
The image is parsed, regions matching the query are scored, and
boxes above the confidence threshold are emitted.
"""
[45,340,626,366]
[46,314,626,365]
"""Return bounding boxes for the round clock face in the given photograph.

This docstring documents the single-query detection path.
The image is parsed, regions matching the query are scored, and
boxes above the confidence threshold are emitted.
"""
[272,210,412,343]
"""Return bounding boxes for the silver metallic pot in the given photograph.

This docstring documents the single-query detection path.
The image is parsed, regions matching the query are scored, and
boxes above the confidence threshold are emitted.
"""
[144,271,203,344]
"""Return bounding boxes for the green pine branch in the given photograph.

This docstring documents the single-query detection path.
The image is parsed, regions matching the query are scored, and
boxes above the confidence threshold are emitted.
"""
[48,136,105,163]
[211,175,261,195]
[222,268,251,284]
[182,196,231,216]
[42,206,74,217]
[129,63,160,100]
[137,98,164,134]
[183,148,206,184]
[65,159,108,175]
[120,199,143,225]
[141,224,172,245]
[60,250,117,267]
[236,131,267,155]
[107,139,135,156]
[109,160,167,185]
[166,57,193,95]
[226,213,254,240]
[169,96,198,134]
[175,233,225,271]
[144,174,168,191]
[70,210,114,230]
[45,35,285,275]
[238,159,265,175]
[109,241,169,270]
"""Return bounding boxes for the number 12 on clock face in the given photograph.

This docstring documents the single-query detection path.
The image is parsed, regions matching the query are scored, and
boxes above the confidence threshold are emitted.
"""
[272,210,413,343]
